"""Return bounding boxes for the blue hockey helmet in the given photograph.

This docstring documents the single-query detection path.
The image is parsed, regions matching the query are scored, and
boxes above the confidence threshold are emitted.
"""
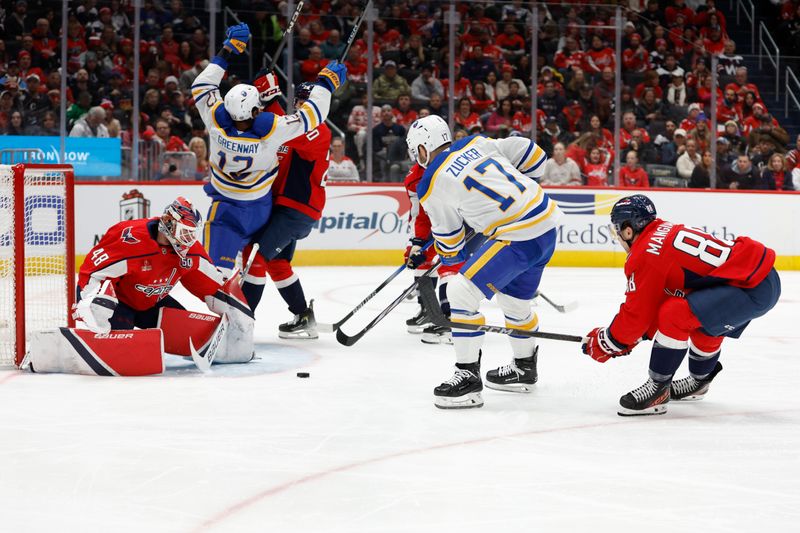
[294,82,315,108]
[610,195,657,235]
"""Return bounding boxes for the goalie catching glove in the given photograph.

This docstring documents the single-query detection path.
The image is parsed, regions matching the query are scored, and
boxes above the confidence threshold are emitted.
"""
[581,327,634,363]
[72,279,118,334]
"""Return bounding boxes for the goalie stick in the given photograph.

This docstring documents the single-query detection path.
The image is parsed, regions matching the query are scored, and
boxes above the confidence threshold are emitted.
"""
[417,277,583,343]
[240,243,260,288]
[268,0,305,70]
[318,240,434,333]
[535,290,579,313]
[189,313,229,372]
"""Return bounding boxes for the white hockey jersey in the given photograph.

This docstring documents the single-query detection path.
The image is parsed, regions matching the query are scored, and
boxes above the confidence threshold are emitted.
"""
[417,135,561,258]
[191,58,331,201]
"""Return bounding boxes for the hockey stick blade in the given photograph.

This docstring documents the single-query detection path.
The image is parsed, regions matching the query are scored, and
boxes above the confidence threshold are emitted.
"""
[419,279,582,343]
[189,338,210,372]
[535,291,579,313]
[189,314,229,371]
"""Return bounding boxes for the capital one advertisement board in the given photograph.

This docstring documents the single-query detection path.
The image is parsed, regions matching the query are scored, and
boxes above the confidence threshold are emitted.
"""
[72,184,800,269]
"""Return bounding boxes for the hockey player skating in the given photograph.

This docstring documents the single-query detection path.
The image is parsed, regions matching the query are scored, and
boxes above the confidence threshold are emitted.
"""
[191,22,346,276]
[241,81,332,339]
[582,195,781,416]
[406,115,556,409]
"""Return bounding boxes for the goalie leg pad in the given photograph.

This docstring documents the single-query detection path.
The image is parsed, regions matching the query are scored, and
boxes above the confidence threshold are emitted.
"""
[158,307,221,357]
[205,277,255,364]
[447,274,486,365]
[496,292,539,359]
[28,328,164,376]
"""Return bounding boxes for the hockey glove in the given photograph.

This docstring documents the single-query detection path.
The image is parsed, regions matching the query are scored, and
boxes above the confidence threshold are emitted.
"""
[253,69,281,105]
[73,279,118,334]
[317,61,347,92]
[224,23,251,55]
[405,238,429,269]
[582,327,632,363]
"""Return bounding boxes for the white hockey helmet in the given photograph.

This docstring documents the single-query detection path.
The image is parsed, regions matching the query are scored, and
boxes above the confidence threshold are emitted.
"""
[406,115,452,168]
[224,83,261,121]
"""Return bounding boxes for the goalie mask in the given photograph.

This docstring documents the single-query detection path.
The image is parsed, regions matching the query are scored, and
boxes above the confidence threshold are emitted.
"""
[159,197,202,258]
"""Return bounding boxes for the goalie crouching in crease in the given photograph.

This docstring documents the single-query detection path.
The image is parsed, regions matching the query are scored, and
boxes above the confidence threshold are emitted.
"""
[25,197,255,376]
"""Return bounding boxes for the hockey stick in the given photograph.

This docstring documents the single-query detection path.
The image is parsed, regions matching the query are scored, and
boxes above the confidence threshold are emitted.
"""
[535,290,578,313]
[335,259,441,346]
[240,243,260,288]
[335,231,477,346]
[268,1,305,70]
[338,0,372,62]
[189,313,229,372]
[318,240,434,333]
[418,278,583,343]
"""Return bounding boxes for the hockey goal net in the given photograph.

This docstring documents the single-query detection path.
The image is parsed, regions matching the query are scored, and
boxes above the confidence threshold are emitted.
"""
[0,164,75,368]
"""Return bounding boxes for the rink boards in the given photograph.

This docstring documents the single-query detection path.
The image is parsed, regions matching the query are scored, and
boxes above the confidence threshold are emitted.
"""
[68,183,800,270]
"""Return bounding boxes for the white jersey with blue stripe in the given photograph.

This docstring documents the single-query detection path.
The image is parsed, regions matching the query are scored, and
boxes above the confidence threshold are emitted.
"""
[192,58,331,201]
[417,135,560,257]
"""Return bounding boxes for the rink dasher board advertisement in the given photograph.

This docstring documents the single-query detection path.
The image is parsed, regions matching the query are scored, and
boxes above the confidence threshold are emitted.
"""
[71,184,800,270]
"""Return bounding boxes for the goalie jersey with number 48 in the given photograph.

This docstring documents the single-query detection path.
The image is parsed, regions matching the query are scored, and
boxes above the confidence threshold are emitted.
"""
[417,134,561,256]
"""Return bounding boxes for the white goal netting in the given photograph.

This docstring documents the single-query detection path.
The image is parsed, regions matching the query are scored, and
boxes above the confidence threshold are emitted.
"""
[0,164,74,367]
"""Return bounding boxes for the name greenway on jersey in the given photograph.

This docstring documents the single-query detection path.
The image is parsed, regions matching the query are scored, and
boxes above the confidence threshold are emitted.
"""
[215,135,260,155]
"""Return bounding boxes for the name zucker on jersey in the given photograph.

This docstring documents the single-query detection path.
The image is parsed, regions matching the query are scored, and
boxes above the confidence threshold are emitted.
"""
[216,135,260,154]
[445,148,482,177]
[646,221,675,256]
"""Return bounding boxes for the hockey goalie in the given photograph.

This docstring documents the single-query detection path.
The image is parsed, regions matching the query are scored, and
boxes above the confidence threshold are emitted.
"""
[26,197,255,376]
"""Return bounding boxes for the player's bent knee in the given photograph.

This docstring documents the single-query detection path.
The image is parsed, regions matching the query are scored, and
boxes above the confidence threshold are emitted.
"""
[496,292,533,323]
[655,297,700,344]
[28,328,164,376]
[446,274,485,313]
[689,330,723,355]
[265,259,295,285]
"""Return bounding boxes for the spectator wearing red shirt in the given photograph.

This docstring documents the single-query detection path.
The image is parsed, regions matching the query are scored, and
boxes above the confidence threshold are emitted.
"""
[300,47,327,83]
[634,70,663,103]
[152,118,188,152]
[553,37,586,73]
[620,111,651,149]
[703,26,726,56]
[392,94,418,128]
[441,64,472,101]
[17,51,44,82]
[344,48,368,84]
[309,20,331,45]
[785,134,800,171]
[584,147,611,187]
[695,1,727,33]
[716,87,741,125]
[583,35,616,74]
[485,98,514,135]
[453,97,482,133]
[588,114,615,154]
[622,34,650,73]
[495,22,526,64]
[679,103,702,132]
[619,151,650,188]
[469,81,495,114]
[561,100,584,135]
[726,67,762,103]
[159,25,180,63]
[665,0,695,27]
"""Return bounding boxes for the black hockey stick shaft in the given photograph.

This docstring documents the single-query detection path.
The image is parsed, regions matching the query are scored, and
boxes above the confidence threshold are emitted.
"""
[419,278,583,343]
[336,230,477,346]
[338,0,372,62]
[325,240,434,332]
[269,0,305,70]
[336,259,441,347]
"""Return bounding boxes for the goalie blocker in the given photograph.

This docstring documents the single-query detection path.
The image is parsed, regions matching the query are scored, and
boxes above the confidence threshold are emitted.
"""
[27,278,255,376]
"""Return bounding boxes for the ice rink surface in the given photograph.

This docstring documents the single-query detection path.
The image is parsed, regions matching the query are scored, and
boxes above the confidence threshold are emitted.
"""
[2,267,799,533]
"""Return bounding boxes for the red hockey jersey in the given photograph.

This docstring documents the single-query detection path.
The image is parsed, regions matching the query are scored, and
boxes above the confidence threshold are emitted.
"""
[403,163,432,240]
[78,218,223,311]
[267,101,331,220]
[609,219,775,346]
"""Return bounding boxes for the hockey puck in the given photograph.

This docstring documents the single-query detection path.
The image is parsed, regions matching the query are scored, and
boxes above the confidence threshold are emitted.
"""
[296,372,310,378]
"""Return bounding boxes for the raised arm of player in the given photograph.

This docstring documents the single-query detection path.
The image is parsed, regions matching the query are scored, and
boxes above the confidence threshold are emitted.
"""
[492,137,548,181]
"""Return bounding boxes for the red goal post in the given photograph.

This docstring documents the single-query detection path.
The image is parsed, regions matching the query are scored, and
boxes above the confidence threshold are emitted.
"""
[0,164,75,368]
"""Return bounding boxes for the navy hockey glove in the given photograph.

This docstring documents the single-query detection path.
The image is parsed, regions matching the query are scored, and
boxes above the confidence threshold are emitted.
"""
[317,61,347,92]
[405,238,428,269]
[224,23,250,55]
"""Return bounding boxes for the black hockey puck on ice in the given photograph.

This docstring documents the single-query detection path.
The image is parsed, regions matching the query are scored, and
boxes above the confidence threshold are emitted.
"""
[296,372,310,378]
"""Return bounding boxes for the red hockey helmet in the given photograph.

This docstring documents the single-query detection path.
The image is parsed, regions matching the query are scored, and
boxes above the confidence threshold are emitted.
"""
[159,197,202,257]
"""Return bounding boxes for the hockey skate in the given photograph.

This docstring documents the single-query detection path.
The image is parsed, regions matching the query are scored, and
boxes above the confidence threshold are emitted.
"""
[485,347,538,393]
[420,324,452,345]
[671,362,723,401]
[406,306,430,334]
[278,300,318,339]
[618,378,670,416]
[434,362,483,409]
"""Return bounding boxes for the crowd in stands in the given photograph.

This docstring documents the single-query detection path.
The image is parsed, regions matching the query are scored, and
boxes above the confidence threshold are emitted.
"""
[0,0,797,190]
